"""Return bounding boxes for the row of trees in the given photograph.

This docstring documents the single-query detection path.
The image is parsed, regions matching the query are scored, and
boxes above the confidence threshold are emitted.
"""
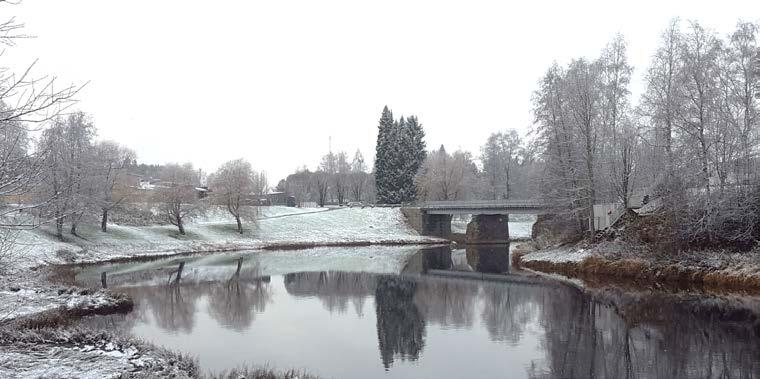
[1,5,82,259]
[35,112,135,238]
[280,150,374,207]
[533,19,760,246]
[413,140,539,202]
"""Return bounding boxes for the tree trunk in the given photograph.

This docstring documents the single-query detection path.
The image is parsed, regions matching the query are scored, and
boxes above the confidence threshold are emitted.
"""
[70,221,78,237]
[55,216,64,241]
[101,208,108,232]
[177,217,185,235]
[235,215,243,234]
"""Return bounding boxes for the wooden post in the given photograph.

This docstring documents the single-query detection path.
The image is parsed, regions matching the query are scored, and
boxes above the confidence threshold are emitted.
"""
[101,272,107,289]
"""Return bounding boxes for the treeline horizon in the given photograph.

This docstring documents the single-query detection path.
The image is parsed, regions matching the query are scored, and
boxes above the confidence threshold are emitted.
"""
[3,11,759,247]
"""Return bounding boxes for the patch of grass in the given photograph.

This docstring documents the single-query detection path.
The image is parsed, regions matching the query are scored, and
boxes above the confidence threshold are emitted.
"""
[74,224,136,242]
[206,223,257,238]
[155,227,204,240]
[207,367,319,379]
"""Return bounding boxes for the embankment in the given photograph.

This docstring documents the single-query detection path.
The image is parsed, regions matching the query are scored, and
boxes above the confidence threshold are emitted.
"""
[515,226,760,292]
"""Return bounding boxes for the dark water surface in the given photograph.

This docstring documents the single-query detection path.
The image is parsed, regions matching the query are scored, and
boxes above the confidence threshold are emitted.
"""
[78,246,760,379]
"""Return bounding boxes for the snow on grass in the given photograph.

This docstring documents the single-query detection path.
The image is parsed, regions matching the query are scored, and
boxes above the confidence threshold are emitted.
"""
[195,205,328,224]
[521,246,591,264]
[5,207,438,269]
[254,207,437,244]
[0,329,196,379]
[0,286,130,323]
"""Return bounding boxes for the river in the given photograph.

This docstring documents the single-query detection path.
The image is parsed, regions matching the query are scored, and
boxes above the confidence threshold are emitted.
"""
[75,245,760,378]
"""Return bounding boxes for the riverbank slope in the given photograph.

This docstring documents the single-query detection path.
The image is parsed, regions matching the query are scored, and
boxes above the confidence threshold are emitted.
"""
[514,211,760,291]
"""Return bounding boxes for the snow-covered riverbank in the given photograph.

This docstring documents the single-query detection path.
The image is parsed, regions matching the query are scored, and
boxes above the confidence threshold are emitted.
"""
[6,206,444,269]
[0,206,444,378]
[514,239,760,292]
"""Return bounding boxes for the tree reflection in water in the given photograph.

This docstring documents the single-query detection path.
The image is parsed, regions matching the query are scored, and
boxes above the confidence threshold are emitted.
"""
[134,284,200,333]
[413,276,478,328]
[105,260,760,378]
[284,272,376,315]
[374,275,426,370]
[531,286,760,378]
[480,282,541,344]
[207,278,272,331]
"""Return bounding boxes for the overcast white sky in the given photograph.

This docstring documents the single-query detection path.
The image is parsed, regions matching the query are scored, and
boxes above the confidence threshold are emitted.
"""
[4,0,759,182]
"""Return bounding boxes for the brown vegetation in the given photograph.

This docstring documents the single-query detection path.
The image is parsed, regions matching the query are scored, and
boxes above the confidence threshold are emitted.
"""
[517,253,760,292]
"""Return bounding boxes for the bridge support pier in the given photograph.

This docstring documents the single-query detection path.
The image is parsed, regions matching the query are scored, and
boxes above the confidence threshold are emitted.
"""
[466,214,509,244]
[422,214,452,239]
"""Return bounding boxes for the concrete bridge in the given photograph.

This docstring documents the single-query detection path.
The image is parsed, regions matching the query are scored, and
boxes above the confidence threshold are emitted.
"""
[401,200,548,243]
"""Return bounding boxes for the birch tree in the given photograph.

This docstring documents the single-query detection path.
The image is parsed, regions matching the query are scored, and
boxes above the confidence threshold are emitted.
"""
[349,150,369,202]
[93,141,135,232]
[676,21,721,192]
[212,159,254,234]
[156,163,201,235]
[36,113,96,239]
[598,35,636,206]
[565,58,602,237]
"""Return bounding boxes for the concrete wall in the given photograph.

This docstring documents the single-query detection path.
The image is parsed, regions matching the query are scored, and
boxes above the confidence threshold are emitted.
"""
[401,207,425,234]
[465,214,509,244]
[401,207,452,239]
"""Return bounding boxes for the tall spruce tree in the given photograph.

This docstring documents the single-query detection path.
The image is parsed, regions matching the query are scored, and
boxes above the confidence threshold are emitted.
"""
[374,106,426,204]
[401,115,426,202]
[374,106,396,203]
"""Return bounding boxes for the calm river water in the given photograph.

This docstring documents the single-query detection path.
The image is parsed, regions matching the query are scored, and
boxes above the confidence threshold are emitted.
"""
[76,245,760,379]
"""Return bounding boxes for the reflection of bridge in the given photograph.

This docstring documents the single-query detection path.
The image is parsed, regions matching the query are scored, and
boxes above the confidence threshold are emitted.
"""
[402,200,548,242]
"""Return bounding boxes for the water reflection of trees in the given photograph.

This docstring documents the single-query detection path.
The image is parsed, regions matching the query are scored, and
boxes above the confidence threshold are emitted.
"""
[130,285,201,333]
[284,272,376,315]
[533,286,760,378]
[114,268,760,378]
[480,282,541,344]
[413,277,478,328]
[118,278,272,334]
[375,275,426,369]
[206,279,272,331]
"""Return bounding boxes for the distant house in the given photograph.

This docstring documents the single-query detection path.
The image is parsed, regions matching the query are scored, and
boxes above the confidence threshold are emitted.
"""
[266,192,296,207]
[266,192,287,206]
[195,186,210,199]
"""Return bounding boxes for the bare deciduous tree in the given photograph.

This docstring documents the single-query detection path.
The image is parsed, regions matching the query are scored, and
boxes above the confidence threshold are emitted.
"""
[416,146,478,201]
[93,141,136,232]
[212,159,254,234]
[156,163,201,235]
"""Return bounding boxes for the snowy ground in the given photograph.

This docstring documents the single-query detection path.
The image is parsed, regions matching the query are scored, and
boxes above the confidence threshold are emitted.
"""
[520,246,591,264]
[0,329,196,378]
[3,206,442,270]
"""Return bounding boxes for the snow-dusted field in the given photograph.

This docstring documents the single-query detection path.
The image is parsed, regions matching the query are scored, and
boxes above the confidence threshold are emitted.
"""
[255,207,434,243]
[3,206,442,269]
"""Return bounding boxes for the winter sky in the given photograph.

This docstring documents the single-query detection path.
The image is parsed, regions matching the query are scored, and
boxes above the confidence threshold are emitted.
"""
[3,0,759,182]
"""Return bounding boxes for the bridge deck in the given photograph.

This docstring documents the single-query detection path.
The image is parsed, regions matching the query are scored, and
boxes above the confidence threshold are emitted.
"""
[419,200,547,215]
